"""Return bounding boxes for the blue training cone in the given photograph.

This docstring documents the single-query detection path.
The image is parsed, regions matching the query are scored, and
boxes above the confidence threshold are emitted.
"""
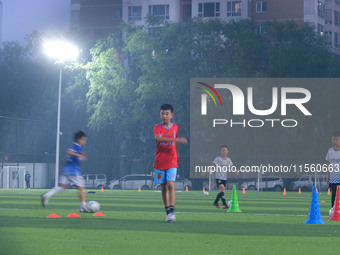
[304,186,324,224]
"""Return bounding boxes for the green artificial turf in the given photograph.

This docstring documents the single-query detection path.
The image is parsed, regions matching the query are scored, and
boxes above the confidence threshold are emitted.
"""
[0,189,339,255]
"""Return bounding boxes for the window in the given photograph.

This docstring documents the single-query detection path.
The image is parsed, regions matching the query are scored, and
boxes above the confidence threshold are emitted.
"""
[98,175,106,180]
[317,23,324,36]
[128,6,142,21]
[317,1,325,18]
[335,32,339,47]
[198,2,220,17]
[256,1,267,13]
[113,8,122,20]
[256,24,267,35]
[149,5,169,20]
[335,10,340,26]
[88,175,95,180]
[227,1,242,16]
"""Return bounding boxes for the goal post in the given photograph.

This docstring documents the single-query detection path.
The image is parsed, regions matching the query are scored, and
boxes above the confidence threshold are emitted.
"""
[0,166,26,189]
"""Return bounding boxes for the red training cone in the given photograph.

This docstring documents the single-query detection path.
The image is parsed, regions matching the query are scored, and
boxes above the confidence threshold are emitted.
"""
[67,213,80,217]
[329,186,340,221]
[46,214,60,218]
[93,212,106,217]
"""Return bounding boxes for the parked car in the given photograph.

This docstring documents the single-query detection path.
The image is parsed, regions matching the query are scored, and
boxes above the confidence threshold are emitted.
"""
[241,177,284,191]
[108,174,153,190]
[290,175,328,192]
[83,174,107,189]
[154,178,192,191]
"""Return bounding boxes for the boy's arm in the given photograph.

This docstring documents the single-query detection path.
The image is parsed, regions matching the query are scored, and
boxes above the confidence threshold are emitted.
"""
[327,162,330,184]
[156,135,187,144]
[67,149,86,161]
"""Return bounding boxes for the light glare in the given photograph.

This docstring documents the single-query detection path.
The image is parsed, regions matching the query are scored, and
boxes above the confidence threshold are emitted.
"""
[43,40,79,62]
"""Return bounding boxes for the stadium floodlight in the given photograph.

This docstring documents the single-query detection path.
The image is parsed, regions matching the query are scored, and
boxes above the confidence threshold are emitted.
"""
[43,39,79,187]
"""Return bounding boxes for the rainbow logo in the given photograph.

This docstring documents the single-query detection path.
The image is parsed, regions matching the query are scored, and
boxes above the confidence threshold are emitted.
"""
[196,82,223,106]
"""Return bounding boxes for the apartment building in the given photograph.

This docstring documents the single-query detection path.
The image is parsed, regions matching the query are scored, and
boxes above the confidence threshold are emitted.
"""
[71,0,340,55]
[70,0,122,33]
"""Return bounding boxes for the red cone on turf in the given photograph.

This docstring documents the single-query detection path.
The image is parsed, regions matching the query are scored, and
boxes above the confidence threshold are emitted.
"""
[283,188,287,195]
[93,212,105,216]
[67,213,80,217]
[101,186,104,192]
[298,187,301,194]
[46,214,60,218]
[328,188,331,195]
[242,187,246,194]
[329,185,340,221]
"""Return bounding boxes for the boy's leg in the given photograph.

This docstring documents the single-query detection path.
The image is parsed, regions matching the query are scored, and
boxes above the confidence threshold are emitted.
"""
[331,183,337,208]
[214,179,222,207]
[161,183,170,208]
[167,181,175,211]
[41,183,67,207]
[77,186,90,212]
[219,183,227,207]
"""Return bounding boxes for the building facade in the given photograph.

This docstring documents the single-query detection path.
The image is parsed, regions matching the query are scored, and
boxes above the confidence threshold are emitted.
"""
[0,1,2,46]
[71,0,340,55]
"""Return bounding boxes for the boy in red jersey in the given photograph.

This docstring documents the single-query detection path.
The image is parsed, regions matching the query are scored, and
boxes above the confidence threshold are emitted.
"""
[154,104,187,222]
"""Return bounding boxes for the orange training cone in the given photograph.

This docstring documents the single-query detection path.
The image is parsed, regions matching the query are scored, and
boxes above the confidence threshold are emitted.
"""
[101,186,104,192]
[93,212,106,217]
[138,186,141,192]
[67,213,80,217]
[328,188,331,195]
[283,188,287,195]
[186,186,188,192]
[316,188,318,194]
[298,187,301,194]
[329,186,340,221]
[242,187,246,194]
[46,214,60,218]
[203,187,205,193]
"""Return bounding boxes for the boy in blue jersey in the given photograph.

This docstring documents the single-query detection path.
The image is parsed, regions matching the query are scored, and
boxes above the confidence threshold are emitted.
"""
[42,130,90,212]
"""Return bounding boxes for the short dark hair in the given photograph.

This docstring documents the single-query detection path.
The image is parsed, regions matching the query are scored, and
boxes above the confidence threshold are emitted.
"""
[220,145,229,150]
[160,104,173,113]
[73,130,87,142]
[332,131,340,138]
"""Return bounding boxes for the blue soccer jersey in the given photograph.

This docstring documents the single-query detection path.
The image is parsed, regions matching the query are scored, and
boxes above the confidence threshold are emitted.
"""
[62,143,83,176]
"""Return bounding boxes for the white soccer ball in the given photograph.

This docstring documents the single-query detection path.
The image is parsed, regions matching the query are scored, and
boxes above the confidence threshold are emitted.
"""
[204,191,209,196]
[228,200,232,207]
[329,207,334,218]
[87,201,100,212]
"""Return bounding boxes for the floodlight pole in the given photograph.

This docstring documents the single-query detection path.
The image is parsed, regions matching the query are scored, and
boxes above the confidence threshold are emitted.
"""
[55,66,62,187]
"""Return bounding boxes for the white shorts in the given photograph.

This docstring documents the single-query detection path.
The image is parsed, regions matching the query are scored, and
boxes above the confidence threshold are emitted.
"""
[59,175,85,187]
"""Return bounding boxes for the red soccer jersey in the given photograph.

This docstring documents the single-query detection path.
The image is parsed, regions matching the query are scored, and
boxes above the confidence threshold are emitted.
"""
[153,123,178,170]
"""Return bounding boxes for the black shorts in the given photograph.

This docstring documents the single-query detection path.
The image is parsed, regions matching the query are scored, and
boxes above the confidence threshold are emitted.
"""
[216,179,226,187]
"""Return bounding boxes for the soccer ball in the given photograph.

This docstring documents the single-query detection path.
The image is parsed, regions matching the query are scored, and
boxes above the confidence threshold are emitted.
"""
[87,201,100,212]
[228,200,232,207]
[329,207,334,218]
[204,191,209,196]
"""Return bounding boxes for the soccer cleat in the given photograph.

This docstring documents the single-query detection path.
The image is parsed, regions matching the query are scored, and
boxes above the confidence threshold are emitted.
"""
[213,203,221,209]
[41,195,48,208]
[166,212,176,222]
[79,206,91,213]
[223,205,229,209]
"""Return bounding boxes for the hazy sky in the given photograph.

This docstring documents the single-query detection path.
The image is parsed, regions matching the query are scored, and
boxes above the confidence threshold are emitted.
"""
[1,0,70,43]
